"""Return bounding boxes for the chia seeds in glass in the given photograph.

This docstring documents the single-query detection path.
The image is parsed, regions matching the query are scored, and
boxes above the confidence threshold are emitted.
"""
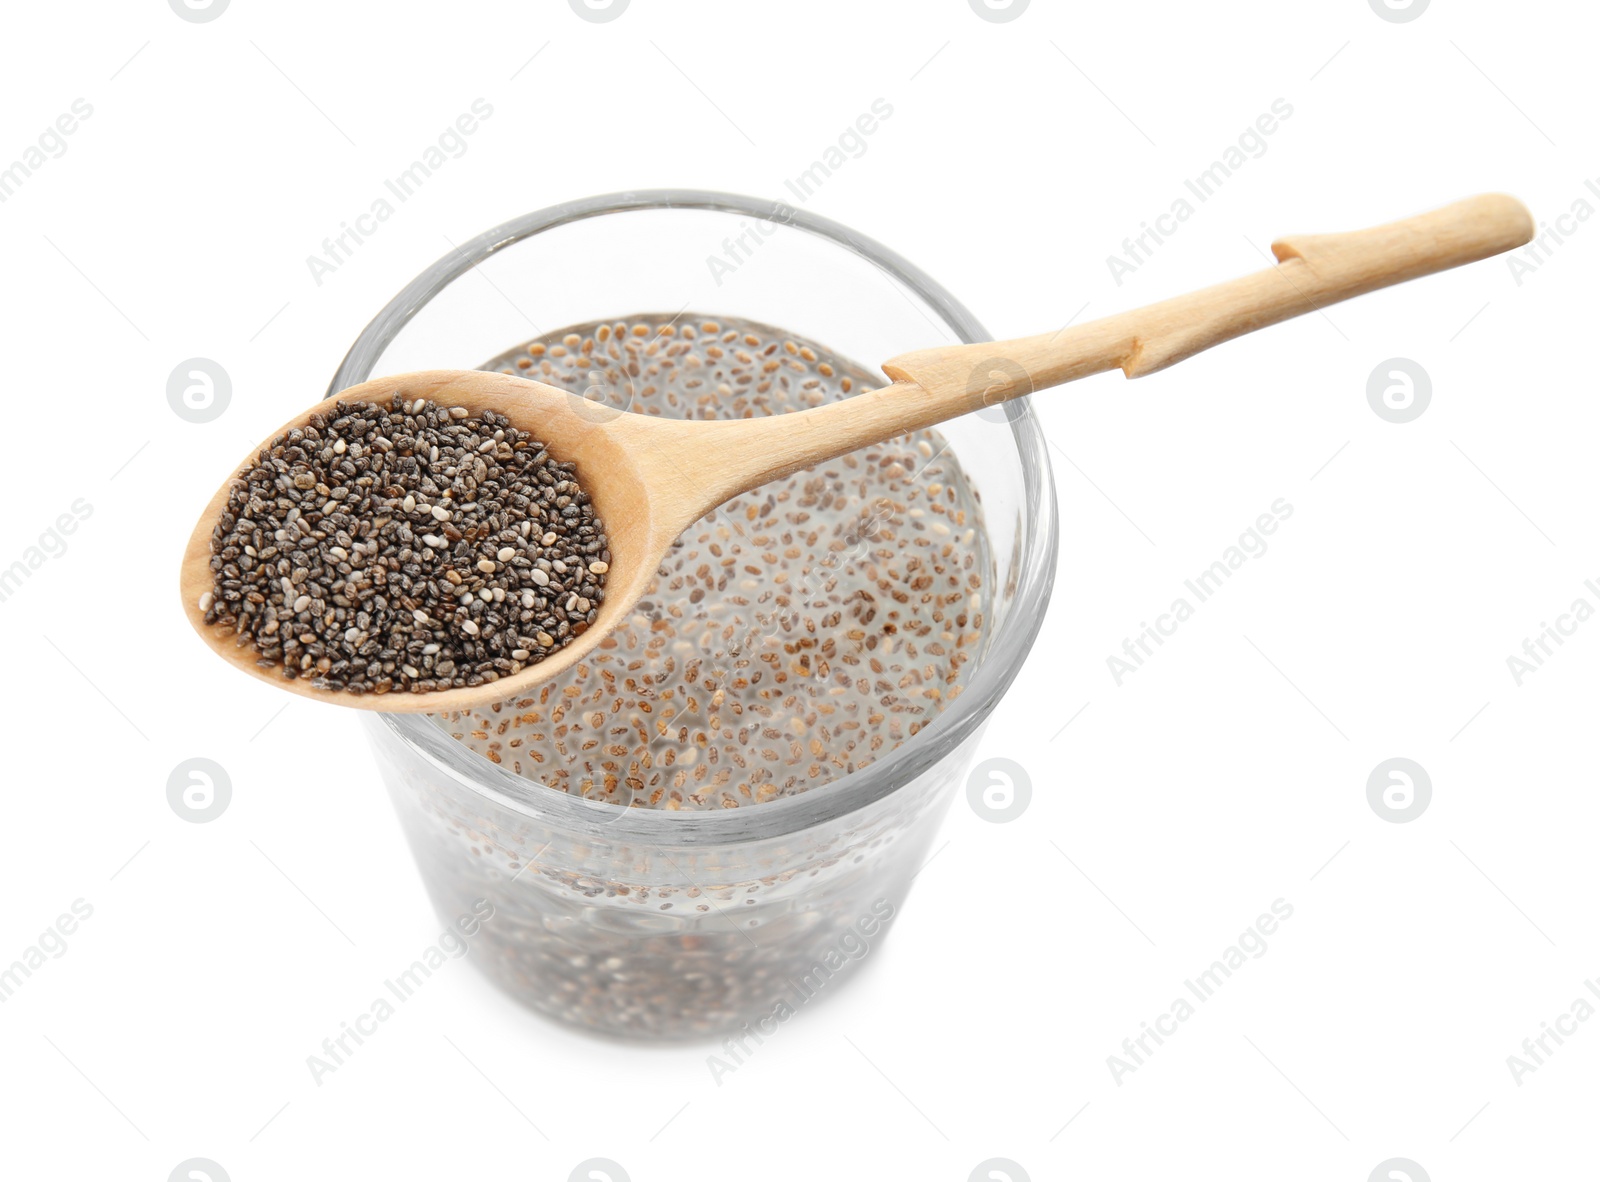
[440,313,989,808]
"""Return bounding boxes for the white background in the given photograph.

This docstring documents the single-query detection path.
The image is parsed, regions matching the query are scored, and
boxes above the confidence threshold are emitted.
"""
[1,1,1595,1179]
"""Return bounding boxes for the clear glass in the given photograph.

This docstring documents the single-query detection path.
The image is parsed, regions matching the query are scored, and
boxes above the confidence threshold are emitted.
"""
[334,191,1058,1040]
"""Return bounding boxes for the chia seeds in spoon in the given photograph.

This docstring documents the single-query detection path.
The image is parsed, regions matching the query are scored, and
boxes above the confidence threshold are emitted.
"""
[201,395,609,695]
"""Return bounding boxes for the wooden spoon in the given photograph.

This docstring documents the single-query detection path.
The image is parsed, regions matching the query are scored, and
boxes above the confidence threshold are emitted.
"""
[181,193,1532,713]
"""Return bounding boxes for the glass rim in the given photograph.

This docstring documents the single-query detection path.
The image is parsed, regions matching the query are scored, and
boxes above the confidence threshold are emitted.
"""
[334,188,1058,845]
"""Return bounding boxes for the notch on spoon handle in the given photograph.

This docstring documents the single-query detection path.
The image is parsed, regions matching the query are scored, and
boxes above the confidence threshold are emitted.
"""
[882,192,1534,399]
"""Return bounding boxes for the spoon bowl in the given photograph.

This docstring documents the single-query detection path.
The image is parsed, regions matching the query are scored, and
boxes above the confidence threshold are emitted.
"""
[182,194,1534,712]
[179,368,729,713]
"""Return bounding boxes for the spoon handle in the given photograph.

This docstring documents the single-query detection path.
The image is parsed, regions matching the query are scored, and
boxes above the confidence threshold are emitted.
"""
[671,194,1531,512]
[882,192,1531,399]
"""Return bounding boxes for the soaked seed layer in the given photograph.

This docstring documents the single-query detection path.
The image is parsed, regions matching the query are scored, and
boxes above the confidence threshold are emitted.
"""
[440,313,990,809]
[203,396,608,694]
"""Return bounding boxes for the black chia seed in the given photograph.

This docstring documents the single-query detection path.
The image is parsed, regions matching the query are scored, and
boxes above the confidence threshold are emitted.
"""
[200,394,610,695]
